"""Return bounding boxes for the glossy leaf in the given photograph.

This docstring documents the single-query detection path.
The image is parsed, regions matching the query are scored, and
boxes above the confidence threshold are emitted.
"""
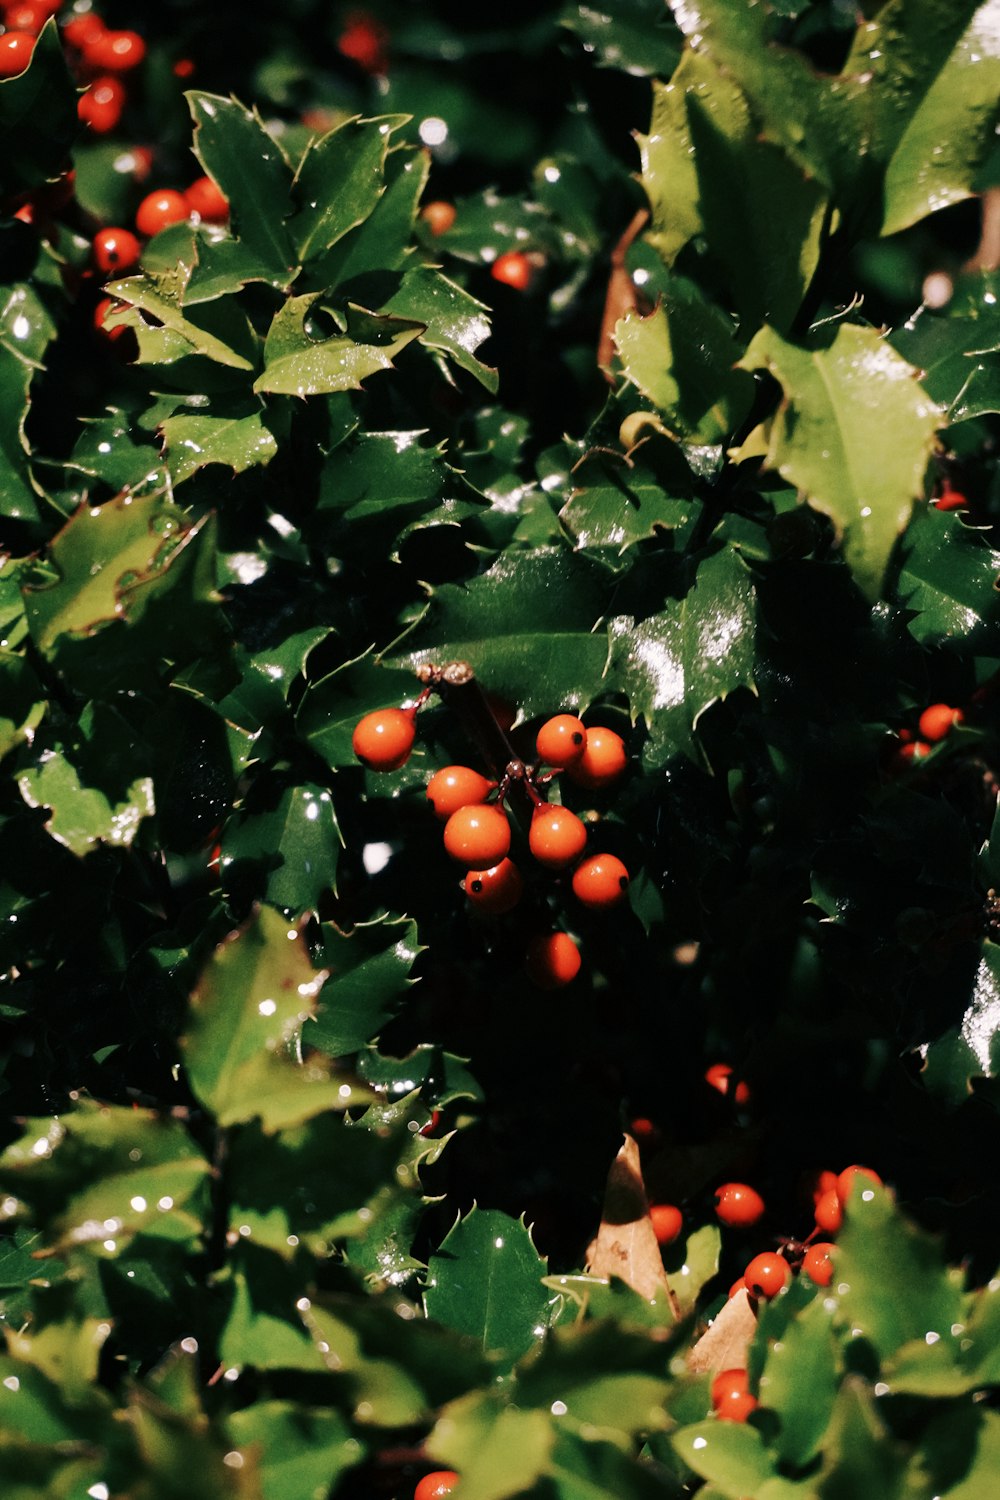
[291,114,407,262]
[425,1208,553,1370]
[159,399,278,482]
[606,545,757,764]
[382,266,499,392]
[0,283,57,525]
[311,913,422,1058]
[182,904,367,1130]
[309,145,429,290]
[896,505,1000,648]
[221,783,342,915]
[18,746,154,856]
[187,92,296,280]
[560,0,681,77]
[0,21,76,197]
[891,272,1000,424]
[296,651,423,773]
[919,942,1000,1107]
[559,477,697,563]
[736,323,940,600]
[254,292,421,396]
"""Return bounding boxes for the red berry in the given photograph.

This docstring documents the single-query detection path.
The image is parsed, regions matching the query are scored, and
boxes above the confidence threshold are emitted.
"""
[814,1188,843,1235]
[535,713,586,767]
[78,77,126,135]
[571,853,629,909]
[94,296,130,344]
[135,189,189,238]
[84,28,146,73]
[426,765,495,821]
[630,1116,659,1144]
[414,1474,459,1500]
[464,858,523,915]
[727,1277,746,1300]
[0,31,35,75]
[352,707,416,772]
[92,227,141,274]
[63,14,106,50]
[4,3,48,35]
[716,1389,759,1423]
[810,1169,838,1204]
[421,201,456,236]
[525,932,581,989]
[713,1183,765,1229]
[705,1063,751,1106]
[743,1252,790,1300]
[443,803,510,867]
[710,1368,749,1409]
[185,174,229,224]
[529,804,587,870]
[897,739,932,764]
[835,1164,882,1207]
[491,250,533,291]
[934,483,968,511]
[173,57,196,79]
[917,704,963,742]
[802,1242,836,1287]
[650,1203,682,1246]
[337,11,389,73]
[566,726,627,788]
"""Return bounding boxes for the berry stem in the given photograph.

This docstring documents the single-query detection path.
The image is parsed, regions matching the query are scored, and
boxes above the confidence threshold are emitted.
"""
[415,660,536,818]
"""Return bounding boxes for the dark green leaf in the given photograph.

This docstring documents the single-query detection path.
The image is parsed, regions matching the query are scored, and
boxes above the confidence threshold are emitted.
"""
[0,21,76,197]
[291,114,407,262]
[187,92,296,280]
[560,0,681,78]
[312,914,423,1059]
[221,783,342,915]
[381,266,498,392]
[159,398,278,482]
[896,505,1000,648]
[891,272,1000,424]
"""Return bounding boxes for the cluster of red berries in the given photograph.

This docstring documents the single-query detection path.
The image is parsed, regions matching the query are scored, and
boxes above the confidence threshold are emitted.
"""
[352,697,630,989]
[0,0,60,77]
[893,701,964,767]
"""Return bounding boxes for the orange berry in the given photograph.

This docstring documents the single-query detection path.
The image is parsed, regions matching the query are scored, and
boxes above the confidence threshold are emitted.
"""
[802,1242,836,1287]
[897,739,932,763]
[525,931,581,989]
[744,1252,790,1300]
[566,725,626,789]
[716,1389,759,1422]
[78,76,126,135]
[464,858,523,915]
[4,2,48,35]
[84,28,146,72]
[917,704,963,742]
[711,1368,749,1409]
[135,188,189,238]
[185,174,229,224]
[443,804,510,867]
[63,14,106,50]
[529,804,587,869]
[810,1169,838,1203]
[421,200,456,236]
[630,1116,659,1144]
[814,1188,842,1235]
[650,1203,682,1246]
[535,713,586,767]
[571,853,629,909]
[704,1063,751,1106]
[337,11,389,73]
[713,1182,765,1229]
[491,250,533,291]
[426,765,495,821]
[92,227,141,274]
[0,31,35,75]
[173,57,196,78]
[351,707,416,771]
[414,1474,459,1500]
[835,1164,882,1206]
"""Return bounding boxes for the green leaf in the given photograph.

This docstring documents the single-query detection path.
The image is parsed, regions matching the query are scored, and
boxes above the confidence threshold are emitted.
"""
[546,1427,685,1500]
[425,1208,554,1371]
[896,505,1000,648]
[638,55,827,332]
[0,283,57,526]
[664,1224,721,1319]
[159,398,278,482]
[187,92,296,280]
[735,322,940,600]
[606,545,757,765]
[0,1099,211,1256]
[311,914,423,1059]
[515,1321,672,1438]
[560,0,681,77]
[671,1420,774,1497]
[386,548,611,721]
[919,943,1000,1107]
[891,272,1000,424]
[0,21,76,197]
[425,1394,556,1500]
[103,274,257,371]
[182,904,368,1130]
[17,747,154,857]
[358,1044,482,1108]
[226,1401,364,1500]
[615,279,752,441]
[815,1378,907,1500]
[381,266,498,392]
[66,407,165,494]
[309,144,429,290]
[758,1291,839,1467]
[254,293,422,396]
[0,651,45,764]
[291,114,407,262]
[559,475,697,564]
[218,1251,325,1373]
[296,652,424,773]
[221,783,342,916]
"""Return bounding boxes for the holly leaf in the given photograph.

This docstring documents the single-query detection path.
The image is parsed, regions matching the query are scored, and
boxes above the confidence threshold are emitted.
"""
[560,0,681,77]
[296,652,424,772]
[182,904,368,1130]
[381,266,498,392]
[671,1420,775,1498]
[559,475,697,564]
[290,114,408,262]
[254,293,421,396]
[0,283,57,526]
[896,505,1000,649]
[891,271,1000,424]
[221,783,342,915]
[919,942,1000,1108]
[18,747,154,857]
[425,1208,555,1371]
[735,322,940,600]
[606,545,757,765]
[187,92,296,281]
[0,20,77,197]
[0,651,45,764]
[225,1402,363,1500]
[158,398,278,482]
[311,914,422,1058]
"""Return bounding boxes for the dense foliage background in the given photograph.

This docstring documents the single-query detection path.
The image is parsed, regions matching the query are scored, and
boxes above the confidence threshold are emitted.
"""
[2,0,1000,1495]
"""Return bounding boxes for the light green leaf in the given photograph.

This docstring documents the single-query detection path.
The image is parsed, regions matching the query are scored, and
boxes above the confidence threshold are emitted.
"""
[736,322,940,600]
[382,266,498,392]
[18,749,154,857]
[159,399,278,482]
[254,293,421,396]
[671,1421,774,1497]
[226,1402,364,1500]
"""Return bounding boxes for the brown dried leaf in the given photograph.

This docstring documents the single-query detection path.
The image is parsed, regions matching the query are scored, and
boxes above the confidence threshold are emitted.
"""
[687,1288,757,1374]
[585,1133,680,1316]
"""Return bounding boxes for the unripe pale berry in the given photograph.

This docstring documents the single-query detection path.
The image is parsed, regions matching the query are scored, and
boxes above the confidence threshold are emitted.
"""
[525,932,581,989]
[571,853,629,909]
[352,707,416,771]
[535,713,587,767]
[443,803,510,867]
[529,804,587,869]
[426,765,495,821]
[713,1182,765,1229]
[464,858,523,915]
[566,726,627,788]
[743,1252,790,1300]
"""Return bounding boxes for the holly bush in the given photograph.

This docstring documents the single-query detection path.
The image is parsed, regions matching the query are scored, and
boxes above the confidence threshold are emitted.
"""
[2,1,1000,1496]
